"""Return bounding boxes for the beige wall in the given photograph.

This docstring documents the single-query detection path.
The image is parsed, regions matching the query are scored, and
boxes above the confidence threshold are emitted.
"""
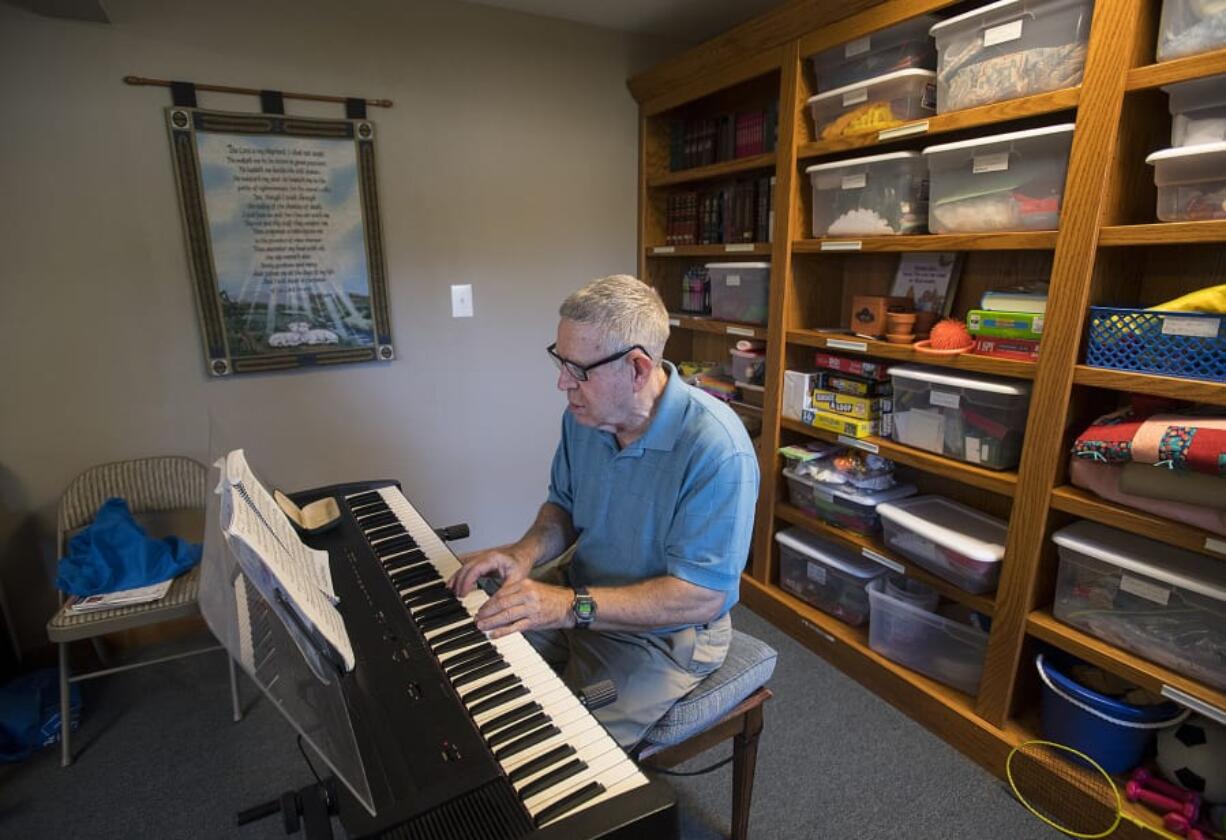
[0,0,676,654]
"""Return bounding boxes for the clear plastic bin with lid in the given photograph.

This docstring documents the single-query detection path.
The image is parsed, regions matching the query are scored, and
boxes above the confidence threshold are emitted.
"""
[806,68,937,142]
[705,262,770,325]
[1146,142,1226,222]
[1157,0,1226,62]
[807,151,928,237]
[929,0,1094,112]
[1165,75,1226,147]
[776,527,890,626]
[923,123,1075,233]
[809,13,941,93]
[876,495,1008,594]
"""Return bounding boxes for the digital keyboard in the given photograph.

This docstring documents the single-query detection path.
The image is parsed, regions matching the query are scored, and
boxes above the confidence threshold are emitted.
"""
[294,480,677,840]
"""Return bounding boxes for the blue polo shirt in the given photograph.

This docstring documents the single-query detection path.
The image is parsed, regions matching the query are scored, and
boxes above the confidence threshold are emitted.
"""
[546,363,760,626]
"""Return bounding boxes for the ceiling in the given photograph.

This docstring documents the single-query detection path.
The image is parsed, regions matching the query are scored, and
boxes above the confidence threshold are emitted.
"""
[453,0,786,43]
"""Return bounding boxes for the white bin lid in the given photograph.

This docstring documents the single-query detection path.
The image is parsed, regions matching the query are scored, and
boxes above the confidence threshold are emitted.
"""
[806,150,923,174]
[775,526,888,579]
[704,262,771,269]
[805,68,937,105]
[1146,141,1226,165]
[929,0,1089,37]
[827,482,918,506]
[888,364,1031,395]
[876,496,1008,564]
[1051,521,1226,603]
[922,123,1075,156]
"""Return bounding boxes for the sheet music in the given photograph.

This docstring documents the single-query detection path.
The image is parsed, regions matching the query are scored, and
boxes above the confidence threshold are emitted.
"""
[224,450,337,602]
[219,450,354,675]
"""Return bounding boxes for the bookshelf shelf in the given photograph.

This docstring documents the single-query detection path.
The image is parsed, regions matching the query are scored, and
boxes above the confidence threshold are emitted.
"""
[775,503,996,616]
[786,329,1038,379]
[1099,219,1226,245]
[646,243,772,258]
[1125,46,1226,91]
[1027,610,1226,717]
[1048,485,1226,559]
[666,314,768,340]
[647,152,776,188]
[780,418,1018,497]
[797,87,1080,161]
[1072,365,1226,406]
[792,232,1058,252]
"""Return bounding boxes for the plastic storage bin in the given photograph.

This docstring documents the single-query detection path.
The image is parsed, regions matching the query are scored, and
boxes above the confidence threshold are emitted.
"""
[807,151,928,237]
[1052,521,1226,691]
[868,576,989,695]
[1084,306,1226,382]
[1157,0,1226,62]
[877,495,1008,593]
[783,466,918,535]
[923,124,1075,233]
[706,262,770,325]
[776,527,889,626]
[807,69,937,142]
[809,14,941,93]
[1146,142,1226,222]
[729,348,765,384]
[929,0,1093,112]
[1166,75,1226,146]
[889,365,1032,469]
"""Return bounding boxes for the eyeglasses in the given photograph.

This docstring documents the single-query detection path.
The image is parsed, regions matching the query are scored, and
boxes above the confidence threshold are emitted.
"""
[547,342,650,382]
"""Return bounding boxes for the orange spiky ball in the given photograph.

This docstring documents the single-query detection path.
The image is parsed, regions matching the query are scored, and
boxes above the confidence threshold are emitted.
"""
[929,318,972,350]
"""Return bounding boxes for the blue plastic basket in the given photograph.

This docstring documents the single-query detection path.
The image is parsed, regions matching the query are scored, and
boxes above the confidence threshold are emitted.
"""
[1085,306,1226,382]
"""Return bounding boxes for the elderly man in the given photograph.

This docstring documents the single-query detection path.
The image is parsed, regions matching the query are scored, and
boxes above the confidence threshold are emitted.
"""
[449,274,759,748]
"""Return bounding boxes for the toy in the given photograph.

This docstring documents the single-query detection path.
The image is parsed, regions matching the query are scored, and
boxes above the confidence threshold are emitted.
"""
[914,317,973,354]
[1157,714,1226,804]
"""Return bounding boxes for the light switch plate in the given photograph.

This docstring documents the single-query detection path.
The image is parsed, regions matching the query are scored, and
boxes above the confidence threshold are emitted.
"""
[451,284,473,318]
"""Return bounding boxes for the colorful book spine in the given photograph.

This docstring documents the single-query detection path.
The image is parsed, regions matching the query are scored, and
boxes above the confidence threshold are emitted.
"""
[813,351,891,381]
[972,337,1041,361]
[966,310,1044,340]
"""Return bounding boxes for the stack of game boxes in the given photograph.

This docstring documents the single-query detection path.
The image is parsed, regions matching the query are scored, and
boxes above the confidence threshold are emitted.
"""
[966,287,1047,361]
[794,352,894,439]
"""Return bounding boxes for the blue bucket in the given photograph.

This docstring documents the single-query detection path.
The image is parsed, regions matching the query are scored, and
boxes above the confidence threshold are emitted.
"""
[1036,653,1186,775]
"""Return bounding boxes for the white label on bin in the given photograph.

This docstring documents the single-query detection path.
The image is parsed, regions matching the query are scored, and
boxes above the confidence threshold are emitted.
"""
[1120,574,1171,606]
[983,18,1024,47]
[1205,537,1226,555]
[845,36,871,57]
[930,390,961,409]
[806,561,828,584]
[668,317,681,327]
[842,87,869,107]
[827,338,867,352]
[841,173,867,190]
[973,152,1011,174]
[838,434,878,453]
[878,120,929,140]
[652,246,676,254]
[726,325,756,337]
[820,239,862,251]
[965,436,982,464]
[725,243,756,253]
[862,548,905,575]
[1161,315,1219,338]
[725,274,741,286]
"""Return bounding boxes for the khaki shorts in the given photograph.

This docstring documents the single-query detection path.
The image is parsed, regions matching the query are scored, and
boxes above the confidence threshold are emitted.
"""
[523,560,732,749]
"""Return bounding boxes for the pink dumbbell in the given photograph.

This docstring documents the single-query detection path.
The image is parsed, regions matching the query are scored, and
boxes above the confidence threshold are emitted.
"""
[1125,780,1199,822]
[1131,768,1199,804]
[1164,812,1211,840]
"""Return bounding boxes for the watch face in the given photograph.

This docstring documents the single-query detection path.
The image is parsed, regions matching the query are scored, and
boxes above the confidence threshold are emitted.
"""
[574,597,595,622]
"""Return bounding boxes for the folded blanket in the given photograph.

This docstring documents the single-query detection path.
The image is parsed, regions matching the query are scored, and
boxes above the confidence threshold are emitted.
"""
[1072,401,1226,477]
[1119,462,1226,510]
[1069,459,1226,537]
[56,498,201,597]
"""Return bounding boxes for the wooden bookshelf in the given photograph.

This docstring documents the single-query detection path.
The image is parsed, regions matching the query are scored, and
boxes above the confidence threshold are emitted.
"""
[780,418,1018,497]
[646,243,772,258]
[798,86,1080,160]
[666,314,768,340]
[792,232,1058,252]
[647,152,776,188]
[787,329,1038,379]
[631,1,1217,833]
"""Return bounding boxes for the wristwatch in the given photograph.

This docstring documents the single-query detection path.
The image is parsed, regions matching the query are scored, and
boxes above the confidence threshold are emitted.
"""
[571,586,596,628]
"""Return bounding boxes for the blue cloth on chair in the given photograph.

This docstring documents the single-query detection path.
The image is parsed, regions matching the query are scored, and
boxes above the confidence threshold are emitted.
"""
[56,497,201,596]
[0,668,80,762]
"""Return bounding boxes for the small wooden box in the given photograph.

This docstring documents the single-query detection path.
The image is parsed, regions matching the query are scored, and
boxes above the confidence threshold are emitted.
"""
[849,295,913,339]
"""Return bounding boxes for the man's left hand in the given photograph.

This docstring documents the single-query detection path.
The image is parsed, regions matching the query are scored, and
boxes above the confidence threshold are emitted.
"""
[474,578,574,638]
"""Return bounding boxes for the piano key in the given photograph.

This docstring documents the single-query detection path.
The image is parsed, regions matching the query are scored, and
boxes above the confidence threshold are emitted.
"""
[354,500,390,515]
[506,744,576,785]
[413,600,466,624]
[467,685,530,717]
[449,659,509,689]
[486,711,550,748]
[531,781,605,827]
[374,536,417,557]
[479,702,544,738]
[443,646,500,678]
[495,709,604,773]
[431,630,486,655]
[517,757,587,802]
[536,768,647,828]
[401,584,450,608]
[430,623,482,650]
[344,490,382,505]
[493,724,560,762]
[511,737,622,793]
[460,674,521,706]
[364,524,405,541]
[418,609,471,633]
[524,750,633,816]
[358,511,397,528]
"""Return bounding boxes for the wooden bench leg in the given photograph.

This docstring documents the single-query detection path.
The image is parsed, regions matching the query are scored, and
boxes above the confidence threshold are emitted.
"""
[731,703,765,840]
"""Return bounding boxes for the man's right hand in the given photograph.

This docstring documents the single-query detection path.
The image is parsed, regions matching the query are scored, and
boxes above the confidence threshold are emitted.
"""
[447,547,531,597]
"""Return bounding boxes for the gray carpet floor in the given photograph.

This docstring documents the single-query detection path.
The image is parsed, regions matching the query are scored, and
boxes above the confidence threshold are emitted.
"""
[0,605,1060,839]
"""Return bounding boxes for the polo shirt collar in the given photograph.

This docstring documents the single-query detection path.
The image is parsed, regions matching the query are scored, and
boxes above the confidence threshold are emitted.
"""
[634,361,688,453]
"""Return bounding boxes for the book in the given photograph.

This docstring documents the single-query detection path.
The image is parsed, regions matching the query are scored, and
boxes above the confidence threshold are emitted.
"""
[972,337,1041,361]
[966,309,1044,340]
[67,579,173,613]
[980,287,1048,314]
[890,252,961,316]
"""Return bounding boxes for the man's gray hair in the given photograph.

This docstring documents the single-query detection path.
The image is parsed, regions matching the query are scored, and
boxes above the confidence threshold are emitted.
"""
[559,275,670,362]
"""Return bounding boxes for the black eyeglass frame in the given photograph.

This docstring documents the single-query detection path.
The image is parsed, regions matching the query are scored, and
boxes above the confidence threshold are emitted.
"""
[546,342,651,382]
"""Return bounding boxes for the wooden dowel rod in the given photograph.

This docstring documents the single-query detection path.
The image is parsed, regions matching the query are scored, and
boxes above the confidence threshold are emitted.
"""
[123,75,393,108]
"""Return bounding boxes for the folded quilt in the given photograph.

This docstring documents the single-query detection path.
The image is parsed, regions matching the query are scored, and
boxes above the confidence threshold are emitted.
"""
[1072,401,1226,477]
